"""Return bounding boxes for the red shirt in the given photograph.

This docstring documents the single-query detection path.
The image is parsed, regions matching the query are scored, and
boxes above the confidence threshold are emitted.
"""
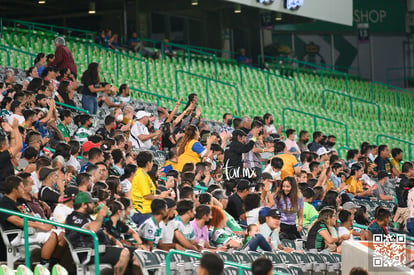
[48,45,77,76]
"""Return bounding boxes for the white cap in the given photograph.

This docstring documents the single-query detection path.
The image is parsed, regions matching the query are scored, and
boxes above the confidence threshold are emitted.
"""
[136,110,152,120]
[316,147,329,156]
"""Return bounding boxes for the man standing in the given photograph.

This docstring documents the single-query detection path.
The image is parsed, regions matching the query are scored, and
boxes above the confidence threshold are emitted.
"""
[394,162,414,229]
[219,113,234,134]
[129,111,161,150]
[48,37,77,78]
[273,141,301,179]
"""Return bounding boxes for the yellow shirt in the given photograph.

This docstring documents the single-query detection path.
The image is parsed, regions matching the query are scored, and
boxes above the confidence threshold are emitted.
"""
[274,153,299,179]
[176,139,204,171]
[131,167,156,214]
[390,158,401,173]
[345,176,363,195]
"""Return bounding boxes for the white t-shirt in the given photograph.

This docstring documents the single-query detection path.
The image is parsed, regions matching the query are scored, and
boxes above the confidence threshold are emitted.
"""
[67,155,81,172]
[121,179,132,194]
[31,171,41,194]
[8,114,25,125]
[264,124,277,134]
[129,121,152,149]
[51,204,73,224]
[338,226,354,240]
[246,208,260,225]
[160,220,176,244]
[173,216,195,241]
[263,164,281,181]
[138,216,162,247]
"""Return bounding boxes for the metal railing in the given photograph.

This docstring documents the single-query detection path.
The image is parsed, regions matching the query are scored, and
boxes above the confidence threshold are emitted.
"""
[376,134,414,161]
[386,66,414,87]
[370,81,414,107]
[0,44,36,67]
[129,87,186,107]
[175,70,241,114]
[0,208,100,274]
[282,107,349,146]
[55,101,90,114]
[321,89,382,125]
[238,64,298,101]
[337,146,352,159]
[165,250,288,275]
[352,223,414,242]
[0,17,96,40]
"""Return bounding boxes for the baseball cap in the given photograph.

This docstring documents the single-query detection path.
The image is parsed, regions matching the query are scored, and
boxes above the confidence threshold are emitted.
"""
[267,209,281,218]
[74,192,98,205]
[82,141,100,153]
[259,207,271,217]
[62,186,79,202]
[264,136,274,143]
[316,147,329,156]
[342,201,360,210]
[136,110,152,120]
[39,167,59,181]
[211,189,227,200]
[377,171,391,180]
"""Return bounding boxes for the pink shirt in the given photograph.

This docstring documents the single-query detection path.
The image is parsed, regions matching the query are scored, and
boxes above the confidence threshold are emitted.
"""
[285,138,301,154]
[190,219,209,244]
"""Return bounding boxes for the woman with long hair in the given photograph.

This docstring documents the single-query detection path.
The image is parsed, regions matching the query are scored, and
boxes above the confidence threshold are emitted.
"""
[80,62,111,114]
[345,163,377,198]
[56,80,76,107]
[319,190,341,211]
[34,53,47,76]
[307,207,345,253]
[354,205,370,226]
[176,125,214,171]
[210,205,271,251]
[272,176,304,240]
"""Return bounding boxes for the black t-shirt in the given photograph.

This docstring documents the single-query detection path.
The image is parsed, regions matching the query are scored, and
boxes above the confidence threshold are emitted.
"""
[395,174,413,207]
[81,74,98,97]
[103,218,129,240]
[38,186,60,209]
[375,157,391,172]
[225,193,245,221]
[65,211,111,249]
[95,127,112,140]
[0,151,14,193]
[0,196,26,232]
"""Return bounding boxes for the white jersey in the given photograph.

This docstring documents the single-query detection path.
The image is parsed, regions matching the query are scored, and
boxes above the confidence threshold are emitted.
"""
[138,216,162,247]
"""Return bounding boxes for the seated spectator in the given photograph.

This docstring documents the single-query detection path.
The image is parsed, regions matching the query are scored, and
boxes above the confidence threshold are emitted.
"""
[117,84,131,104]
[252,257,273,275]
[236,48,252,65]
[338,209,361,241]
[65,192,130,274]
[354,205,370,226]
[162,38,176,58]
[302,188,318,228]
[137,198,167,250]
[18,172,50,219]
[245,193,261,225]
[258,208,293,252]
[34,53,47,77]
[55,80,76,107]
[346,163,377,198]
[365,207,391,241]
[129,111,161,150]
[307,207,346,253]
[210,205,271,251]
[38,167,65,210]
[390,147,403,177]
[373,171,393,201]
[73,114,93,144]
[51,186,79,223]
[263,156,283,181]
[226,179,250,223]
[375,145,391,172]
[191,204,216,250]
[198,253,224,275]
[0,176,61,267]
[56,109,72,142]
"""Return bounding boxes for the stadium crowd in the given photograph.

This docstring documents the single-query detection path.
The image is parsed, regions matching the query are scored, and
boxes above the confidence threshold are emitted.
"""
[0,36,412,274]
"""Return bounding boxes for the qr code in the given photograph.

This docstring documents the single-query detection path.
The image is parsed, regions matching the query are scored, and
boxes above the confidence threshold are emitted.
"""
[372,234,406,268]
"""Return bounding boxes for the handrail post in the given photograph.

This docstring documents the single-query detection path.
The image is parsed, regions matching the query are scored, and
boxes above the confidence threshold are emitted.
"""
[377,104,381,126]
[282,109,286,130]
[267,73,270,95]
[313,117,317,132]
[345,124,349,146]
[205,80,209,106]
[175,71,179,97]
[23,217,30,268]
[145,61,149,90]
[322,90,326,111]
[165,251,172,275]
[236,87,241,115]
[214,55,218,80]
[349,96,353,118]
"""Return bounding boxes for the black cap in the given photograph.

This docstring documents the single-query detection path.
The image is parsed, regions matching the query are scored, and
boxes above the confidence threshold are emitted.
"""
[164,198,177,209]
[62,186,79,201]
[267,209,281,218]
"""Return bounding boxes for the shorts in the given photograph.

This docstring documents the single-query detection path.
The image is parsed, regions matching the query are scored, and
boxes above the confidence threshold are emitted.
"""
[89,246,124,266]
[11,231,52,246]
[394,207,409,224]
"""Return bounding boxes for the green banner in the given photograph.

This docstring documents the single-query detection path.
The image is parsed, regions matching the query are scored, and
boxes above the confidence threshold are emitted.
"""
[274,0,406,33]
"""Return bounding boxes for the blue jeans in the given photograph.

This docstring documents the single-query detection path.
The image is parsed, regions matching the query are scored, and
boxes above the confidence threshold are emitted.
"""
[247,233,272,252]
[82,94,98,114]
[132,213,152,226]
[407,218,414,237]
